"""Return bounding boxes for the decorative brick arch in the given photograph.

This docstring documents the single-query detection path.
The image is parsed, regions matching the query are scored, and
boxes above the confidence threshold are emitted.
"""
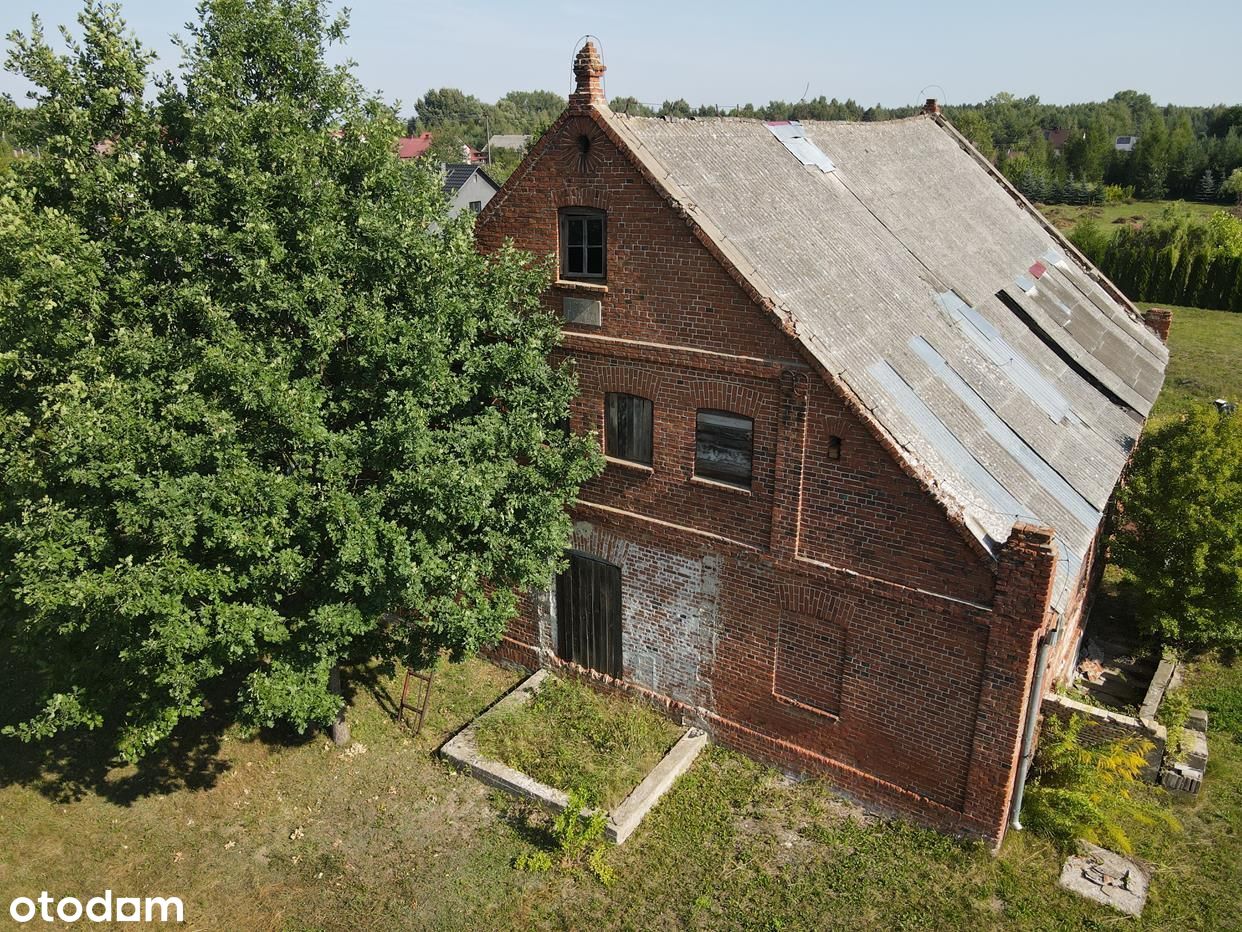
[695,379,763,420]
[554,184,609,211]
[570,520,635,570]
[777,582,856,624]
[597,360,663,407]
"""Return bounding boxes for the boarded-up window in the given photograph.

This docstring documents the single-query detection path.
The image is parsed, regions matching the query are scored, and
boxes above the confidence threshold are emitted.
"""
[606,393,653,466]
[695,409,753,487]
[560,208,606,279]
[773,612,845,717]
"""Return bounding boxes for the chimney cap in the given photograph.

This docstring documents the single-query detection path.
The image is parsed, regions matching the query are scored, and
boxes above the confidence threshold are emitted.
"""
[571,37,607,107]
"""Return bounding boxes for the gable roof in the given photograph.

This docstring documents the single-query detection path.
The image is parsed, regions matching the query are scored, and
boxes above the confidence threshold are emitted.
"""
[397,133,433,159]
[487,134,531,151]
[591,110,1166,614]
[441,162,500,194]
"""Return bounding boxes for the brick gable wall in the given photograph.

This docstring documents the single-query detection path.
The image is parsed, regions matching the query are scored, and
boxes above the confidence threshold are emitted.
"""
[476,104,1066,845]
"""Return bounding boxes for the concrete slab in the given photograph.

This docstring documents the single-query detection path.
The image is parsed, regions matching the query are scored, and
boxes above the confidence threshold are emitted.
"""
[440,670,707,844]
[1162,717,1209,794]
[608,727,707,843]
[1059,842,1149,916]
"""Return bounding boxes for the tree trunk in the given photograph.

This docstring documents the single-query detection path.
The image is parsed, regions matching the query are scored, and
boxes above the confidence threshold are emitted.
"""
[329,664,351,746]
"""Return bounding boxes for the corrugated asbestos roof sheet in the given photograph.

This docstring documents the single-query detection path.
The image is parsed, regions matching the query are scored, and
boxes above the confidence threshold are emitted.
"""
[605,111,1167,613]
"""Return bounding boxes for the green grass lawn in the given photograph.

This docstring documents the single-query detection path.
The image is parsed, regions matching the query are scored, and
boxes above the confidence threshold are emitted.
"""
[1038,198,1224,234]
[1141,302,1242,420]
[474,675,683,809]
[2,657,1239,930]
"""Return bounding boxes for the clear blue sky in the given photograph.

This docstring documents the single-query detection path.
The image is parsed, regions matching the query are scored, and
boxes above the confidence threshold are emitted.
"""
[3,0,1240,112]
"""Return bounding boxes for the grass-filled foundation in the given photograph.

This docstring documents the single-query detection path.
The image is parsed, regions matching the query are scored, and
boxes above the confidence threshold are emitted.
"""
[473,674,684,809]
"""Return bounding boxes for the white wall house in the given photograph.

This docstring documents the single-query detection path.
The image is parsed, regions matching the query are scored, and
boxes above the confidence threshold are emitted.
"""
[442,163,501,218]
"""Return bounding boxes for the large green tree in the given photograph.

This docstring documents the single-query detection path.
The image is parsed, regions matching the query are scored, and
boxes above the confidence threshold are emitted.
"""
[1113,409,1242,654]
[0,0,598,759]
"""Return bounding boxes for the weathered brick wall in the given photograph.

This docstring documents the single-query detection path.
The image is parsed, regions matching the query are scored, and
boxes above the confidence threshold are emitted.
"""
[568,355,779,551]
[475,101,1059,844]
[797,379,996,605]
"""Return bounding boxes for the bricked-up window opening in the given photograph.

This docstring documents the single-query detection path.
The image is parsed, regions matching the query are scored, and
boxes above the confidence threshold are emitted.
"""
[605,393,653,466]
[773,612,845,717]
[556,551,622,678]
[828,435,842,459]
[560,208,606,280]
[695,409,753,488]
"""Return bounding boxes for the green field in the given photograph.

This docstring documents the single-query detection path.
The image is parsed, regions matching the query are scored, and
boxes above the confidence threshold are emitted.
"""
[1143,303,1242,419]
[1038,198,1224,234]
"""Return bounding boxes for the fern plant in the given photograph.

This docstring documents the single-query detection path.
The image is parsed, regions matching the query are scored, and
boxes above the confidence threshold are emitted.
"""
[1021,713,1178,853]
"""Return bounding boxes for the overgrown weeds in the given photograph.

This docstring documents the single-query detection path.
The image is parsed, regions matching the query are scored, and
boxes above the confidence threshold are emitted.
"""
[513,790,615,886]
[1021,713,1178,853]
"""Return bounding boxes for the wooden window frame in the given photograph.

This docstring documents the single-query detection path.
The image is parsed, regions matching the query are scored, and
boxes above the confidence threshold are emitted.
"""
[605,392,654,467]
[559,208,607,281]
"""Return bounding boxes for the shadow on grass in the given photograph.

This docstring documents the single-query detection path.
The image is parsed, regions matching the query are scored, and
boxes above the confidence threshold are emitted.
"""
[497,799,558,852]
[0,708,233,806]
[0,674,334,808]
[350,658,402,721]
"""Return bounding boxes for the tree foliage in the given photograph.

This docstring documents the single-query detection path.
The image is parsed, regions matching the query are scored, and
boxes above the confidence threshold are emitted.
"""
[0,0,599,760]
[1069,211,1242,311]
[1112,410,1242,654]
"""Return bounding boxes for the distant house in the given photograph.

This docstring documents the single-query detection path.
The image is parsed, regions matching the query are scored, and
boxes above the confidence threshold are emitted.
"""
[441,162,500,217]
[397,133,434,159]
[1115,135,1139,152]
[486,133,532,154]
[1042,128,1081,154]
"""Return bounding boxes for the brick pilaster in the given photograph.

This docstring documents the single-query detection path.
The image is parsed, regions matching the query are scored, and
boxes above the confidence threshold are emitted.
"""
[769,369,809,559]
[962,522,1058,845]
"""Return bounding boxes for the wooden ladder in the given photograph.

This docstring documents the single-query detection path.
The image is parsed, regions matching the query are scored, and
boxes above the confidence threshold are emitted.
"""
[396,665,434,735]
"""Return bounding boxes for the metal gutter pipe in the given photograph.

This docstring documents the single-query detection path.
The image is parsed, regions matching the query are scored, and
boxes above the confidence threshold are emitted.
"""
[1010,621,1062,830]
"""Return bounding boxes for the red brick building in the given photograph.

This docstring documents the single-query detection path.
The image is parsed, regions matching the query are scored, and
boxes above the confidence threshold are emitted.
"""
[474,43,1168,845]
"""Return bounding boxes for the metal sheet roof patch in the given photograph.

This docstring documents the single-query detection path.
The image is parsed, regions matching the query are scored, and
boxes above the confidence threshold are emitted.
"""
[764,121,835,172]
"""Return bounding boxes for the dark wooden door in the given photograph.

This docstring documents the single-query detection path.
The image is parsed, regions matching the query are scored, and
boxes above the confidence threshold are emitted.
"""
[556,551,622,678]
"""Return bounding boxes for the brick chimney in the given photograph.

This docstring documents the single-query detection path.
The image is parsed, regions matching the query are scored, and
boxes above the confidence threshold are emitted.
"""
[1143,307,1172,344]
[922,98,941,115]
[570,40,607,110]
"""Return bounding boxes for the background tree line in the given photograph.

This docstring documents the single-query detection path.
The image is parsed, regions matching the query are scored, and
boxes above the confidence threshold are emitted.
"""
[9,74,1242,201]
[397,86,1242,206]
[1071,211,1242,311]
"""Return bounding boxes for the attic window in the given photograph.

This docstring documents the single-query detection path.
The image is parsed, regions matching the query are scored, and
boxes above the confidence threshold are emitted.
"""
[828,436,842,460]
[560,208,606,280]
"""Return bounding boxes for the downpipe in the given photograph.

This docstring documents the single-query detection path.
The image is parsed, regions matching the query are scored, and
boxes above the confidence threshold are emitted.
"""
[1009,621,1061,830]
